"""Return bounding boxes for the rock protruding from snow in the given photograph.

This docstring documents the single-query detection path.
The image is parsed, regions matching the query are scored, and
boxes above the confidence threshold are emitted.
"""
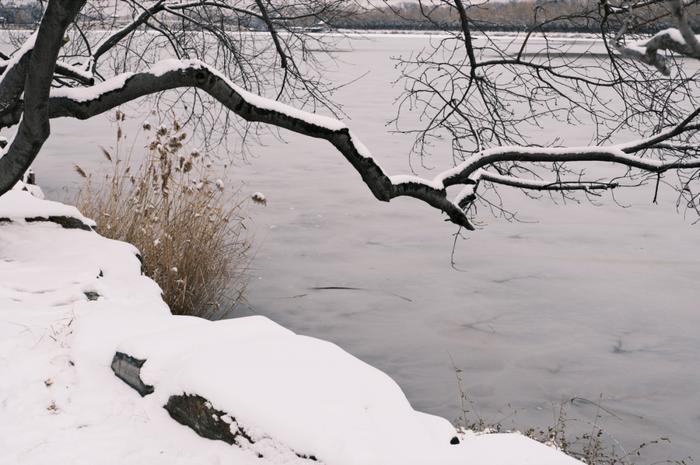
[164,393,253,447]
[111,352,154,397]
[116,316,452,464]
[103,314,583,465]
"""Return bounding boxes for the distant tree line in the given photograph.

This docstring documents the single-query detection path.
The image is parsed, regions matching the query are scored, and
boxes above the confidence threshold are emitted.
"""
[330,0,700,33]
[2,1,698,33]
[0,2,42,25]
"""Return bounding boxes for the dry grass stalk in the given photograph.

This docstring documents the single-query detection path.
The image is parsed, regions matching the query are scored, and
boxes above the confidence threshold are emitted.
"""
[77,112,249,320]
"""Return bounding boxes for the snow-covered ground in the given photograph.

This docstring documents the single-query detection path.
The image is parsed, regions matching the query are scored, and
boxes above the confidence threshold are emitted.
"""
[0,184,583,464]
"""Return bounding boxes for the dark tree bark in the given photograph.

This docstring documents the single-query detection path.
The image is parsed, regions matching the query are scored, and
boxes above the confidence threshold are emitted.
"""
[0,0,86,194]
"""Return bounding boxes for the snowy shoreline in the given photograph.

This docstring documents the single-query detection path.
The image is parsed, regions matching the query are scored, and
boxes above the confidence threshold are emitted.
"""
[0,184,583,465]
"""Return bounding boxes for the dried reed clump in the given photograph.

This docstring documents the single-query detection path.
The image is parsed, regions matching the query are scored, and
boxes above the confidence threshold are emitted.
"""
[77,112,249,320]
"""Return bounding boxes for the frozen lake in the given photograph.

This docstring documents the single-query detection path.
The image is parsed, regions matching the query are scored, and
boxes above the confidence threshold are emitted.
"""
[34,34,699,462]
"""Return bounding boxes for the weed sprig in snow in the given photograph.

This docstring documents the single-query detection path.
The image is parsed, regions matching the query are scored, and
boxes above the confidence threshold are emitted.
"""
[77,112,249,319]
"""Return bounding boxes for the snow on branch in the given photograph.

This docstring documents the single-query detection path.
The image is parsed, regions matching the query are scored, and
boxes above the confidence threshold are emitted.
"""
[476,170,618,192]
[614,0,700,74]
[436,145,699,190]
[453,169,619,209]
[53,60,95,85]
[615,28,700,75]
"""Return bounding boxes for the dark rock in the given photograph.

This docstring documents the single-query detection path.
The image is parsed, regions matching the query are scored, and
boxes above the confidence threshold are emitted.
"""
[112,351,320,462]
[164,394,318,461]
[110,352,154,397]
[164,393,251,446]
[25,215,93,231]
[84,291,100,301]
[450,436,460,445]
[134,253,144,274]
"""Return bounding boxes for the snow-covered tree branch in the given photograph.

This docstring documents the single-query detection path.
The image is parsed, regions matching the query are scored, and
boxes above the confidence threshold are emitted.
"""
[385,0,700,227]
[613,0,700,74]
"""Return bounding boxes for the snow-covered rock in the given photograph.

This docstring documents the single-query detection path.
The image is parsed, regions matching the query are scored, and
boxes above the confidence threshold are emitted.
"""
[0,188,583,465]
[0,182,94,229]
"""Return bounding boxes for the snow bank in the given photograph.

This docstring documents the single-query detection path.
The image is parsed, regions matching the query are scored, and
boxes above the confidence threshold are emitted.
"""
[0,187,584,465]
[0,183,95,228]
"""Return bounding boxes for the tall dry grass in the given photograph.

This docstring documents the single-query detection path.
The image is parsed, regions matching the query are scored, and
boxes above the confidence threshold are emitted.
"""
[77,111,249,319]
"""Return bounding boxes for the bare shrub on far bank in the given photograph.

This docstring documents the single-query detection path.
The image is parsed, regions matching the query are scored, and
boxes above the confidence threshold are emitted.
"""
[77,111,249,320]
